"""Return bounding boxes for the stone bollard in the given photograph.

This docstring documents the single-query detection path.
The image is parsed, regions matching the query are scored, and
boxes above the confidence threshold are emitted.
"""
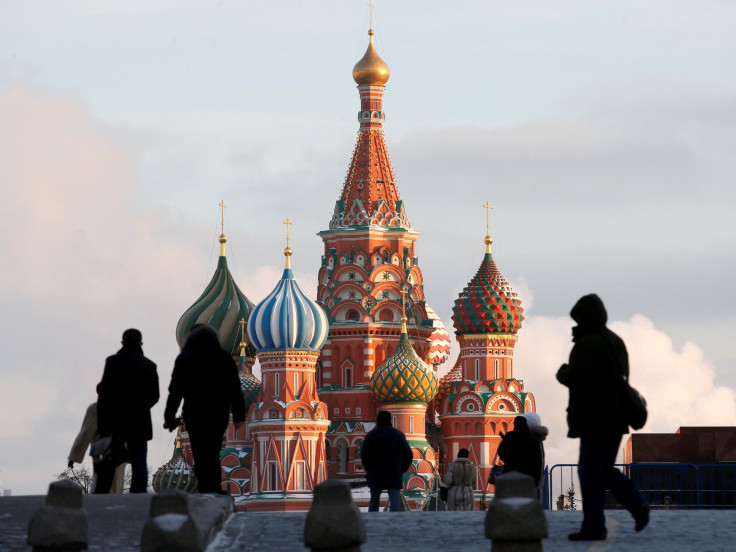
[304,479,366,552]
[485,472,548,552]
[141,490,205,552]
[27,480,89,552]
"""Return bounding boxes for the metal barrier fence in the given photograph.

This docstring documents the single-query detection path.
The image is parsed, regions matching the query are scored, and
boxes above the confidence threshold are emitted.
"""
[546,463,736,510]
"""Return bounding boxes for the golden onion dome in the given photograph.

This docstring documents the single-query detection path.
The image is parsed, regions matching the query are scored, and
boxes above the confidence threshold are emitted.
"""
[352,30,390,86]
[370,318,438,405]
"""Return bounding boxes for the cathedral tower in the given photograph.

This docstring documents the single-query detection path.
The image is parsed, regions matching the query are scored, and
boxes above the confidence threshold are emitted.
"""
[316,26,441,484]
[244,225,331,511]
[436,210,535,494]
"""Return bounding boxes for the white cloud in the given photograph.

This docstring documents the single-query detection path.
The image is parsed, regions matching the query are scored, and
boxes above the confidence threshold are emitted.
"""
[515,312,736,472]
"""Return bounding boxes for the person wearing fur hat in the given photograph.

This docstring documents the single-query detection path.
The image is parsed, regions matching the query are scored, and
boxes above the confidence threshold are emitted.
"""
[523,412,548,502]
[444,449,476,510]
[556,294,649,541]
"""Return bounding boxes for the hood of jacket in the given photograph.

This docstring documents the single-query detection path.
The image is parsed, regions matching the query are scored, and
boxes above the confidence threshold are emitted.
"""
[571,294,607,340]
[530,425,549,441]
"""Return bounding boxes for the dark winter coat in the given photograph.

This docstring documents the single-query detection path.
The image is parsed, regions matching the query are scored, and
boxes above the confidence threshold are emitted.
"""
[497,416,543,485]
[361,424,413,490]
[97,344,159,441]
[556,294,630,438]
[164,326,245,433]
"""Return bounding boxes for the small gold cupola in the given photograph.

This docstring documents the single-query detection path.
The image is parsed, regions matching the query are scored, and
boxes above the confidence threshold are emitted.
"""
[352,29,390,86]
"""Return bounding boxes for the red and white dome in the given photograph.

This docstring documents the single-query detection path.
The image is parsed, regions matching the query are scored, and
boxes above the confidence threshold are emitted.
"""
[425,305,451,367]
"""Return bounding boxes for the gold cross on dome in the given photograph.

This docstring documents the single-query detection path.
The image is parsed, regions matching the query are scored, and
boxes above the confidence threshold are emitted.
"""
[400,285,408,317]
[483,201,494,235]
[219,200,227,234]
[368,1,375,29]
[283,218,292,248]
[239,317,246,341]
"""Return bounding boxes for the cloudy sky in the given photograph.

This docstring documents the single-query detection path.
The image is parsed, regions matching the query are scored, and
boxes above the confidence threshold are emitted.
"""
[1,1,735,495]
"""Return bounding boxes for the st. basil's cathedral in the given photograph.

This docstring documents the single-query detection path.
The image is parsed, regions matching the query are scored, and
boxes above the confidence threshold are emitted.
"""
[152,22,534,511]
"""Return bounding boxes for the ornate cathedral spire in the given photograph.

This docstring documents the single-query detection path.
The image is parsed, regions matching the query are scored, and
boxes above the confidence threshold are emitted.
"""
[329,26,408,229]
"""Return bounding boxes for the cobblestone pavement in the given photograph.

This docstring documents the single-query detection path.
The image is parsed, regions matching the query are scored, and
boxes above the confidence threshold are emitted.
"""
[0,493,231,551]
[2,495,735,551]
[209,510,736,552]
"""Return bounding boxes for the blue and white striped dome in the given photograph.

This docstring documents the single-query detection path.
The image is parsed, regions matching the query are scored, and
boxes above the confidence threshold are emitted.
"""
[247,254,329,352]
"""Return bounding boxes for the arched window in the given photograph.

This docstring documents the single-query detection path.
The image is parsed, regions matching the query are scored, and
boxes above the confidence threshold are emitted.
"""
[274,373,280,396]
[475,359,480,381]
[409,416,414,434]
[379,309,393,322]
[347,309,360,321]
[294,462,305,490]
[494,359,499,379]
[269,463,278,491]
[293,373,299,396]
[354,439,364,460]
[344,367,352,388]
[337,441,348,473]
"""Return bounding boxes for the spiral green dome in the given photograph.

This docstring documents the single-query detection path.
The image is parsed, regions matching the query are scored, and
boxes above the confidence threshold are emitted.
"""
[176,236,256,357]
[152,431,198,493]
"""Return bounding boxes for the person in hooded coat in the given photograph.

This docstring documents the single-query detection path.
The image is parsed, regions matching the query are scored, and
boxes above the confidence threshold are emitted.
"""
[556,294,649,541]
[164,325,245,493]
[361,411,413,512]
[97,328,159,493]
[497,415,542,487]
[444,448,476,511]
[523,411,548,503]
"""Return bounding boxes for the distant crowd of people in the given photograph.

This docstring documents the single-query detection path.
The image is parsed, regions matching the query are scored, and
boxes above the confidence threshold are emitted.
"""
[66,294,650,541]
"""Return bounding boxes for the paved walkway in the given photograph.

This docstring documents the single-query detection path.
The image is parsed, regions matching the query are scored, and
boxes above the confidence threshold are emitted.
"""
[210,509,735,552]
[0,493,232,551]
[1,494,734,551]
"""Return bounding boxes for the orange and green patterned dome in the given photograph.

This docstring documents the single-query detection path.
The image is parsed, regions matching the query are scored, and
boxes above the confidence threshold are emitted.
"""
[371,319,438,404]
[452,235,524,336]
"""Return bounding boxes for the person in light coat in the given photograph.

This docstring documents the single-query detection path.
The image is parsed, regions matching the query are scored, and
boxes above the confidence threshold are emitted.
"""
[444,448,476,511]
[67,401,126,493]
[523,411,548,503]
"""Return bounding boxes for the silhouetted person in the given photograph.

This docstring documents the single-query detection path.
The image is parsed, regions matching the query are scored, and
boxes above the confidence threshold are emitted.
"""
[164,325,245,493]
[97,328,159,493]
[444,448,476,511]
[361,411,412,512]
[497,415,542,487]
[523,411,548,503]
[556,294,649,541]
